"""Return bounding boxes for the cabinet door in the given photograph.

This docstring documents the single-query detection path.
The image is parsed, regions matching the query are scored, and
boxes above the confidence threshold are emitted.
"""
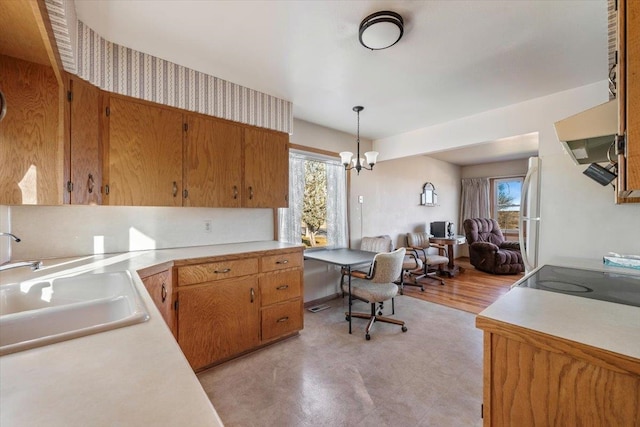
[0,55,62,205]
[141,270,176,338]
[625,0,640,191]
[178,277,260,370]
[105,96,183,206]
[184,115,243,207]
[69,76,102,205]
[243,127,289,208]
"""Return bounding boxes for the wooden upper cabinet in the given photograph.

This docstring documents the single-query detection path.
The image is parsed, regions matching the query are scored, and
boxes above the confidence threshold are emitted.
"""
[68,76,102,205]
[0,55,63,205]
[105,96,183,206]
[625,0,640,192]
[243,127,289,208]
[184,114,243,207]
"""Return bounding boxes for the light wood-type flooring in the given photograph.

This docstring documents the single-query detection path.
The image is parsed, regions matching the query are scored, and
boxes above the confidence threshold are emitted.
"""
[401,257,523,314]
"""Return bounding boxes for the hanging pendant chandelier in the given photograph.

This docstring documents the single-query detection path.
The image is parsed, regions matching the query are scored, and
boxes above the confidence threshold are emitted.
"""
[339,106,378,175]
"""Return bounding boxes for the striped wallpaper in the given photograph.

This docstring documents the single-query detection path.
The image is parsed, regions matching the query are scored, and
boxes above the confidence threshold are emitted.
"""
[44,0,293,134]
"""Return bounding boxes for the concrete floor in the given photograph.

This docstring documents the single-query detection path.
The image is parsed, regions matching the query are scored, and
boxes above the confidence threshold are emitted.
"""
[198,295,484,427]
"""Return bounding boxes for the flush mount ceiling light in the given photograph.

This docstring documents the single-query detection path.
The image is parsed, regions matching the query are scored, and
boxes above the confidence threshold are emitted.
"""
[359,11,404,50]
[340,106,378,175]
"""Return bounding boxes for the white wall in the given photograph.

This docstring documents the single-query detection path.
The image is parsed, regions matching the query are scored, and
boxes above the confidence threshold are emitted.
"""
[349,155,461,252]
[6,205,274,260]
[292,118,372,154]
[374,81,640,264]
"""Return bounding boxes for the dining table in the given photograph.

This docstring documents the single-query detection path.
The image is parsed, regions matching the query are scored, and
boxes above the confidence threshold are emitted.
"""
[304,248,377,334]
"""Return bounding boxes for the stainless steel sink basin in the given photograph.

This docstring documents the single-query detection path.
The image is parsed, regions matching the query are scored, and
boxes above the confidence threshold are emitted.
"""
[0,271,149,355]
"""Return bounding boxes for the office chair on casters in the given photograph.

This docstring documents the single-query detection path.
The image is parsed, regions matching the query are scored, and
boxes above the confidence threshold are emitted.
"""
[406,232,449,287]
[340,235,393,291]
[342,248,407,340]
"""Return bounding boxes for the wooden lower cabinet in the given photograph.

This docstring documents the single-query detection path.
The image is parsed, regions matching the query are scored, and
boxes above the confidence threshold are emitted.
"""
[477,317,640,426]
[168,247,304,371]
[140,268,176,338]
[178,277,260,370]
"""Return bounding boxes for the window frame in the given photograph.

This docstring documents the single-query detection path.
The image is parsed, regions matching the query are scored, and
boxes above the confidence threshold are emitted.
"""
[491,176,524,234]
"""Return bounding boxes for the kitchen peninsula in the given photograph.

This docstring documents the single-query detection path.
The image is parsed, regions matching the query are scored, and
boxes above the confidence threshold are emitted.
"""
[476,261,640,426]
[0,241,302,426]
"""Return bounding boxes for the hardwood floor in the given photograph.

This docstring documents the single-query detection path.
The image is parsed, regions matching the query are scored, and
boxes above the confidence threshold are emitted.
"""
[400,257,523,314]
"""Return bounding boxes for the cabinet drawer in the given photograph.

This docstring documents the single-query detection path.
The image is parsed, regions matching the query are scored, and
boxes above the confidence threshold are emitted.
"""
[261,251,302,273]
[178,258,259,286]
[261,299,303,342]
[260,270,302,306]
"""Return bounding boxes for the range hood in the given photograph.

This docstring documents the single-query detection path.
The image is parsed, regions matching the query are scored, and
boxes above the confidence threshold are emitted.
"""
[554,100,618,165]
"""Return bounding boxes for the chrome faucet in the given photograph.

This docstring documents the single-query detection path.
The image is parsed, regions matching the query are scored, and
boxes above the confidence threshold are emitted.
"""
[0,232,42,272]
[0,260,43,272]
[0,232,21,242]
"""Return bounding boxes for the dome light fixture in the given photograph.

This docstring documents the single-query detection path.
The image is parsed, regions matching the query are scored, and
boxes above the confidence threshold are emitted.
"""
[340,106,378,175]
[359,11,404,50]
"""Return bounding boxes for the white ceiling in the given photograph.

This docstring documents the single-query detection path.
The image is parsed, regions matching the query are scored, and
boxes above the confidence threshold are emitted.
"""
[74,0,608,163]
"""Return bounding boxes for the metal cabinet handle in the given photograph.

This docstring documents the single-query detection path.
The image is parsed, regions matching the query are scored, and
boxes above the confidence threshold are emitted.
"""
[172,181,178,197]
[233,185,238,200]
[276,260,289,265]
[88,174,94,194]
[276,284,289,290]
[0,90,6,122]
[277,316,289,323]
[250,287,255,303]
[161,283,167,303]
[214,268,231,274]
[249,186,254,200]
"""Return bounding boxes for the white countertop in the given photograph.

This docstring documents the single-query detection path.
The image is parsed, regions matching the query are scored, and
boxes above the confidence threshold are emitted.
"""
[0,241,301,427]
[478,258,640,360]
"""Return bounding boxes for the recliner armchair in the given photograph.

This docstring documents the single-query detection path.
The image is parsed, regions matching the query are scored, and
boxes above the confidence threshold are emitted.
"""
[462,218,524,275]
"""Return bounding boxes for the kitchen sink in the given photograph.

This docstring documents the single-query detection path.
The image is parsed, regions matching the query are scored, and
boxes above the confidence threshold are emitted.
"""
[0,271,149,355]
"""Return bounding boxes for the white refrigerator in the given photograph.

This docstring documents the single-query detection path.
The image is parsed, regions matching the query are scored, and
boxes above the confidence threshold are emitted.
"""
[519,157,541,273]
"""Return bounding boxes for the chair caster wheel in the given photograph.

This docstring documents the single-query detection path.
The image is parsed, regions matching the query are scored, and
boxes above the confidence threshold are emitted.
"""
[401,326,408,332]
[377,310,383,316]
[365,334,371,340]
[345,315,350,321]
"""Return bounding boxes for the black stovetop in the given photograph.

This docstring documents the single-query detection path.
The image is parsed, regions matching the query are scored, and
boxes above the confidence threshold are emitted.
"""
[518,265,640,308]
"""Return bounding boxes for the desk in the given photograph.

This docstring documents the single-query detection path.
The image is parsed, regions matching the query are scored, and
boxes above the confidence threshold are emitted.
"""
[304,248,377,334]
[429,235,466,277]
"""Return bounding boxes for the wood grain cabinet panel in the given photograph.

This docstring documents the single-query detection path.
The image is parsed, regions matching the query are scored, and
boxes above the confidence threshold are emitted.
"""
[177,258,259,286]
[261,299,303,342]
[178,276,260,370]
[105,96,183,206]
[141,269,176,338]
[261,251,303,273]
[477,318,640,426]
[173,247,303,371]
[625,0,640,192]
[260,270,302,306]
[184,114,243,207]
[68,76,102,205]
[243,127,289,208]
[0,55,62,205]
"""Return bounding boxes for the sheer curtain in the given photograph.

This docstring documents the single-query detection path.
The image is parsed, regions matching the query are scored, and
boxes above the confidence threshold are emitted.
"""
[278,152,348,248]
[459,178,490,233]
[325,161,348,248]
[278,153,305,244]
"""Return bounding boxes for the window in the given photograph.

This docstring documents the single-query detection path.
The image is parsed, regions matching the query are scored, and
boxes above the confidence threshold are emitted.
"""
[492,177,523,232]
[278,151,348,249]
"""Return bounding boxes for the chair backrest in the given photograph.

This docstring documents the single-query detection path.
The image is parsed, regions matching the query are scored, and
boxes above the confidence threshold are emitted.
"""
[370,248,406,283]
[360,235,393,253]
[463,218,505,246]
[406,232,430,249]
